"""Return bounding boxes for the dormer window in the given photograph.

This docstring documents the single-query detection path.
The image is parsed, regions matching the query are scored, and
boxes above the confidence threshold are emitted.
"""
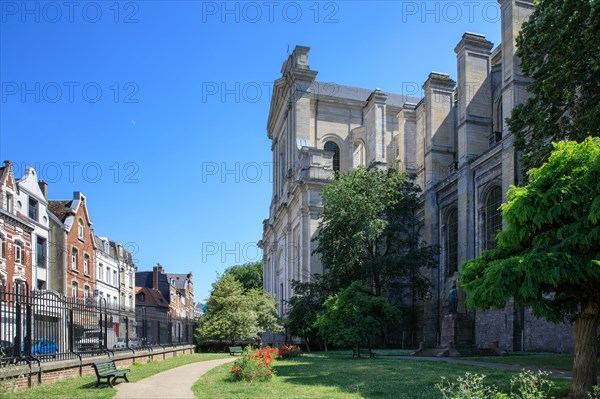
[78,219,84,240]
[138,293,145,302]
[103,241,109,253]
[5,193,13,213]
[28,197,38,221]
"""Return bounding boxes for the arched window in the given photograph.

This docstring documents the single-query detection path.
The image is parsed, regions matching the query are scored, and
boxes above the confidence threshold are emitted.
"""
[71,281,78,299]
[83,254,90,275]
[446,209,458,275]
[324,141,340,172]
[77,219,84,240]
[71,247,78,270]
[484,186,503,250]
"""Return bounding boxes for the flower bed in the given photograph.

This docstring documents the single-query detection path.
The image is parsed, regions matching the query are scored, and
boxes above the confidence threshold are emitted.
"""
[279,345,303,358]
[231,347,279,382]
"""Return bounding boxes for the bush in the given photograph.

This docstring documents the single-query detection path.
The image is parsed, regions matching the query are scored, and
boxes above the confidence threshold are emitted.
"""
[230,347,279,382]
[588,386,600,399]
[436,371,555,399]
[279,345,303,358]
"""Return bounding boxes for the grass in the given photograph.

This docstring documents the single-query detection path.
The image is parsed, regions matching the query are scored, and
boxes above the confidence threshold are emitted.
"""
[465,353,600,372]
[2,353,229,399]
[192,353,572,399]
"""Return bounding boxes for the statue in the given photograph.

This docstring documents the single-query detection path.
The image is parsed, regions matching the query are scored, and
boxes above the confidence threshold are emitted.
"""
[448,280,458,314]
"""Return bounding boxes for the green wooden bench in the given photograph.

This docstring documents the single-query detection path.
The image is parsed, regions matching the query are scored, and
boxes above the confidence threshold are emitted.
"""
[92,359,130,387]
[352,347,376,358]
[228,346,243,356]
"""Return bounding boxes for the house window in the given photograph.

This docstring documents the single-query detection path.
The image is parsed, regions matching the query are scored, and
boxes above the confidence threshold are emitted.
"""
[0,235,4,259]
[83,254,89,275]
[324,141,340,172]
[484,186,503,250]
[103,240,109,253]
[71,281,78,298]
[28,197,38,221]
[71,248,78,270]
[446,209,458,275]
[36,236,47,268]
[77,219,84,240]
[106,268,110,283]
[14,240,23,264]
[113,270,117,286]
[98,263,104,281]
[84,285,89,298]
[138,293,145,302]
[5,193,13,213]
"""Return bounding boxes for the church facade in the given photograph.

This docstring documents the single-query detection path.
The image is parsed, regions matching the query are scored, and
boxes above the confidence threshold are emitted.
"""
[259,0,574,352]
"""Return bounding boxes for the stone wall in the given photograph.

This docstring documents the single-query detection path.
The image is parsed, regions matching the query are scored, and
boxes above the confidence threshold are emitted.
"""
[0,345,195,392]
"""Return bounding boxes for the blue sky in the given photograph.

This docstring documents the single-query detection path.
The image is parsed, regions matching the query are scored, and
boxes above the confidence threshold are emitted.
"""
[0,1,502,302]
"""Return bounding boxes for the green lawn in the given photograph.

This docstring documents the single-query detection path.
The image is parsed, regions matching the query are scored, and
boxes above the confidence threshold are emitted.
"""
[192,354,572,399]
[1,353,229,399]
[465,353,600,372]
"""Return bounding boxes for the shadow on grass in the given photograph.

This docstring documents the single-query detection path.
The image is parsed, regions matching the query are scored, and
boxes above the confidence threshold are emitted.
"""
[272,355,571,399]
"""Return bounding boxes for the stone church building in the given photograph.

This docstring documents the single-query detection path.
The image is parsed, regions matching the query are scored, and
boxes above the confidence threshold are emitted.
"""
[259,0,573,352]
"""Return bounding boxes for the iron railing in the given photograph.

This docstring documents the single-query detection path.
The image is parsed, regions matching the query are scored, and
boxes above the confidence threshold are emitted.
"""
[0,282,195,367]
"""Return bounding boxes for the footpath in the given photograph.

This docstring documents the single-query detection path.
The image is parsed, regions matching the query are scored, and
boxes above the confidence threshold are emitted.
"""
[113,357,235,399]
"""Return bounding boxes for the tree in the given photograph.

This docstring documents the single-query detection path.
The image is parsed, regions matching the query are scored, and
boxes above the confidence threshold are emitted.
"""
[508,0,600,171]
[285,276,331,350]
[196,274,281,343]
[460,138,600,399]
[314,165,437,300]
[314,281,400,355]
[224,262,263,292]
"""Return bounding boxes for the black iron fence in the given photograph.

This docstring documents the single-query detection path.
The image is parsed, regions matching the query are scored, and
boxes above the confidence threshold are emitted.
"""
[0,282,195,367]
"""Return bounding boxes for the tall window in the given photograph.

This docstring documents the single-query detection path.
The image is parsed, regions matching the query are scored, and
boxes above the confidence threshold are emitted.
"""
[84,285,89,298]
[113,270,117,286]
[98,263,104,281]
[0,234,4,259]
[28,197,38,221]
[324,141,340,172]
[484,186,503,250]
[446,209,458,275]
[14,240,23,264]
[71,281,78,298]
[5,193,13,213]
[77,219,84,240]
[36,236,47,268]
[71,248,78,270]
[83,254,89,275]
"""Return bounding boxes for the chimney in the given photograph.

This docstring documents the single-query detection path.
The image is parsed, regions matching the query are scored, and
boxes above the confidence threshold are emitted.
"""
[38,180,48,200]
[153,263,163,290]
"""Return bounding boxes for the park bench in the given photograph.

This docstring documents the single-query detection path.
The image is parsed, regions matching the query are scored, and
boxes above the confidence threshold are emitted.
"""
[352,347,376,358]
[228,346,243,356]
[92,359,130,388]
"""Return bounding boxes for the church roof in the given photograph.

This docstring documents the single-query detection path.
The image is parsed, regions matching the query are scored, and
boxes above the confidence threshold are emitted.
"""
[309,81,420,107]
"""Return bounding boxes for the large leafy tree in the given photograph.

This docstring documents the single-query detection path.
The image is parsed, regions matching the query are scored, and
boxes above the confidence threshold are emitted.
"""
[314,165,437,300]
[196,274,281,343]
[508,0,600,170]
[314,281,400,355]
[285,276,331,350]
[224,261,263,292]
[460,138,600,399]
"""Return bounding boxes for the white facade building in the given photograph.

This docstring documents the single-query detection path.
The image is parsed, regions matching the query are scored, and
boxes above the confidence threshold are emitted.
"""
[94,236,120,309]
[15,167,50,290]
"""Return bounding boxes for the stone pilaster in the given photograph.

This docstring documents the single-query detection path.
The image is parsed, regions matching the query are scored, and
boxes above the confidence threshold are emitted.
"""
[455,32,494,166]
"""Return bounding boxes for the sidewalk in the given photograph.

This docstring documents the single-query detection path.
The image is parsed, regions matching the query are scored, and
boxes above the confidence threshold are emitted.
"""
[113,357,236,399]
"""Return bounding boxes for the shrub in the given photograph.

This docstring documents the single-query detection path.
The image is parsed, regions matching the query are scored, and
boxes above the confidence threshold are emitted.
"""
[436,371,555,399]
[230,347,278,382]
[588,386,600,399]
[279,345,303,358]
